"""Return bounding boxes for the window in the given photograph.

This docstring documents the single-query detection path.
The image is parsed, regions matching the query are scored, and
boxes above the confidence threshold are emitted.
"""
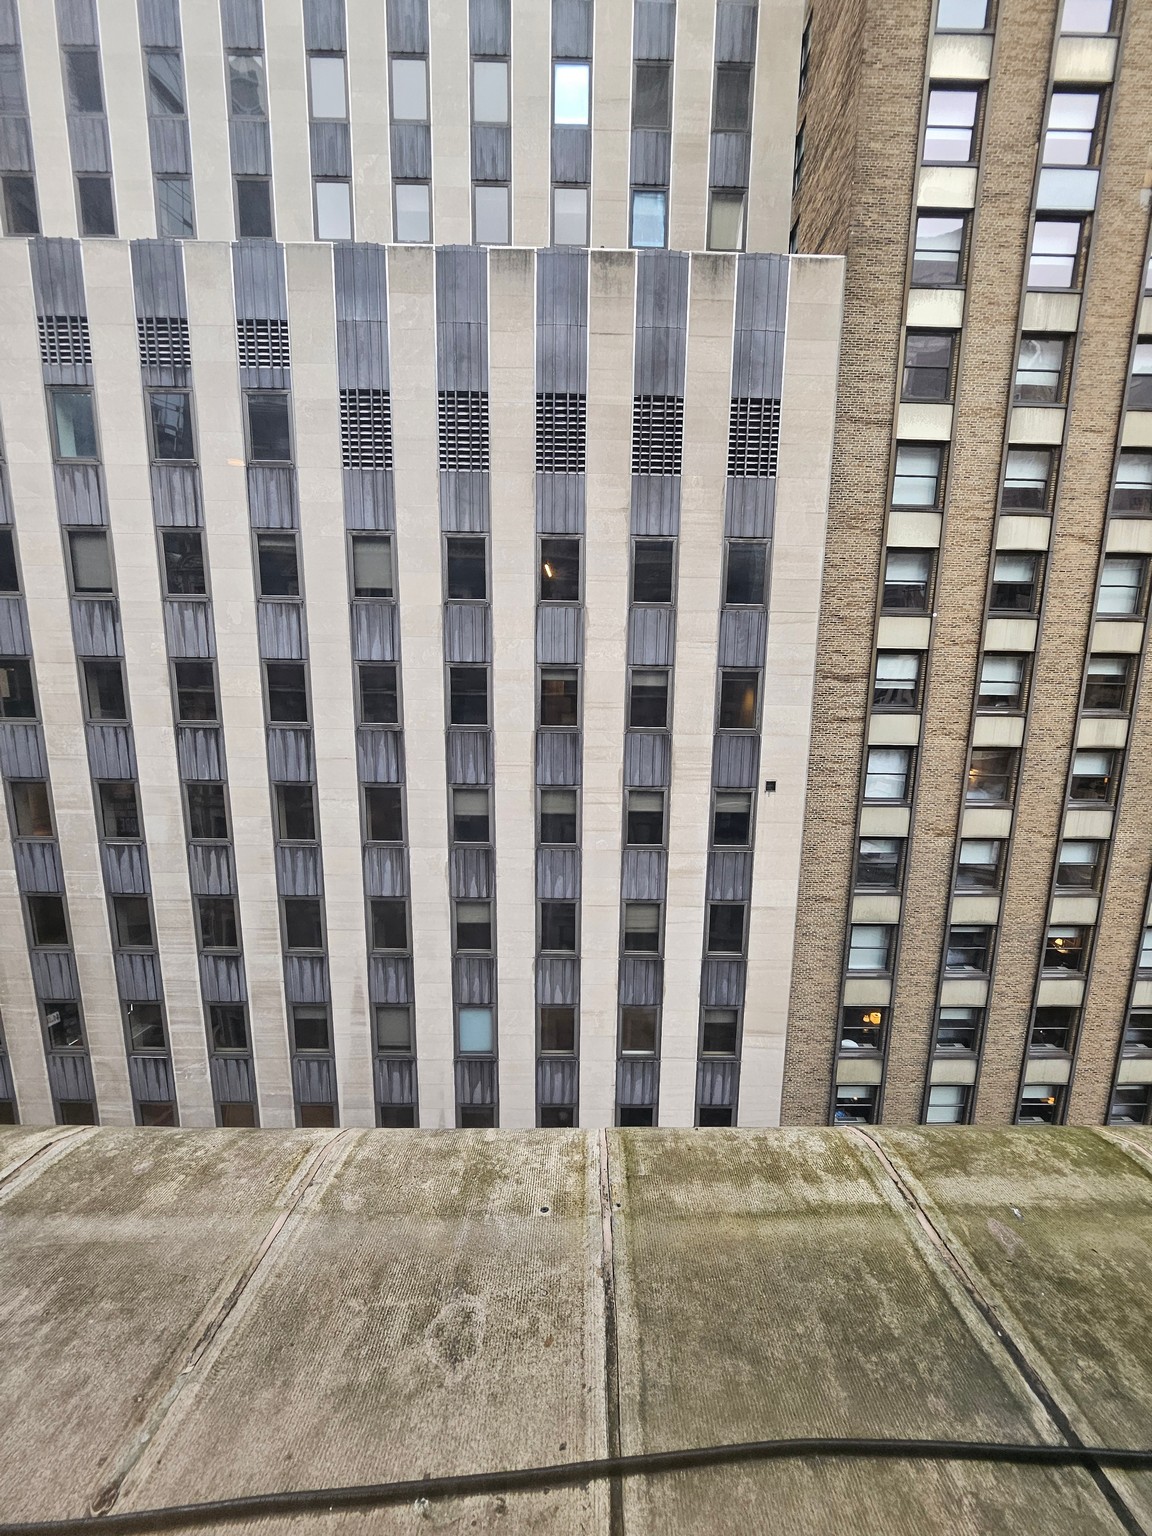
[364,785,403,843]
[539,788,577,844]
[0,531,16,596]
[1129,341,1152,410]
[627,790,665,846]
[708,192,745,252]
[210,1003,249,1054]
[394,183,431,242]
[377,1004,413,1053]
[632,540,675,603]
[289,1005,330,1055]
[146,49,184,115]
[849,922,897,971]
[352,663,396,726]
[1043,92,1100,165]
[623,902,661,953]
[127,1001,166,1052]
[539,538,580,601]
[1070,748,1118,802]
[1141,928,1152,972]
[351,535,393,598]
[1123,1011,1152,1053]
[718,670,759,729]
[456,900,492,951]
[28,894,68,947]
[873,652,922,710]
[448,666,488,726]
[977,653,1027,712]
[864,746,913,801]
[1112,452,1152,514]
[631,191,667,249]
[892,444,943,506]
[945,925,992,973]
[283,898,324,951]
[712,791,752,847]
[925,1085,970,1124]
[629,669,669,729]
[445,536,487,600]
[911,214,966,285]
[247,394,291,464]
[1083,655,1132,712]
[553,187,589,245]
[701,1008,739,1056]
[113,896,153,948]
[473,59,509,123]
[1044,925,1090,972]
[65,48,103,113]
[1060,0,1112,30]
[156,175,194,238]
[935,1007,982,1052]
[540,900,577,952]
[1027,219,1084,288]
[1109,1085,1150,1126]
[266,662,308,723]
[452,788,490,843]
[228,52,266,116]
[539,667,579,728]
[924,88,979,162]
[148,391,194,461]
[474,185,509,245]
[187,782,228,840]
[1013,336,1067,404]
[254,534,299,599]
[540,1006,576,1054]
[82,660,126,722]
[197,897,238,951]
[713,64,752,130]
[43,1001,84,1051]
[370,898,408,951]
[236,178,273,238]
[554,61,590,124]
[833,1085,877,1125]
[966,747,1016,803]
[10,780,52,839]
[316,181,352,240]
[1031,1007,1078,1052]
[1001,448,1054,511]
[174,660,218,722]
[855,837,904,890]
[2,175,39,235]
[275,784,316,842]
[706,903,745,955]
[956,838,1004,892]
[901,332,955,402]
[1098,555,1147,616]
[724,543,767,605]
[878,551,931,615]
[309,55,347,119]
[50,390,97,460]
[990,554,1041,613]
[68,530,112,594]
[160,530,206,596]
[98,781,139,840]
[633,62,671,129]
[1018,1084,1066,1124]
[937,0,989,27]
[77,177,115,237]
[839,1007,886,1052]
[620,1006,657,1055]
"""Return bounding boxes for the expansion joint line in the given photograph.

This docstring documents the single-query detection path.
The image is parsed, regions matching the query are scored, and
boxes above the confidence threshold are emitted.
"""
[597,1127,625,1536]
[0,1127,93,1201]
[848,1126,1148,1536]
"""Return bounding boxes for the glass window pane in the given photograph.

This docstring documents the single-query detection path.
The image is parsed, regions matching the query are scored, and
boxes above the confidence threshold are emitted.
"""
[293,1005,330,1052]
[12,780,52,838]
[236,178,273,237]
[309,56,347,118]
[912,214,965,285]
[473,59,509,123]
[162,530,205,596]
[149,392,194,460]
[554,62,590,124]
[865,747,911,800]
[633,62,671,129]
[83,660,126,721]
[540,538,581,601]
[247,393,291,462]
[0,47,25,113]
[624,902,661,951]
[371,898,408,950]
[377,1004,413,1052]
[449,665,488,725]
[459,1005,494,1054]
[352,535,393,597]
[99,781,139,839]
[936,0,988,26]
[69,531,112,593]
[128,1002,166,1051]
[266,661,309,723]
[540,1006,575,1054]
[1061,0,1112,32]
[456,899,492,949]
[52,391,97,460]
[633,540,675,603]
[631,190,666,249]
[540,788,577,844]
[147,50,185,115]
[892,444,941,505]
[1098,556,1144,614]
[156,175,194,237]
[553,187,588,245]
[66,50,103,113]
[394,182,430,242]
[629,669,669,728]
[228,53,266,116]
[78,177,115,237]
[283,898,323,950]
[1002,448,1051,508]
[718,670,758,729]
[275,784,315,841]
[359,663,398,724]
[620,1006,657,1055]
[724,542,766,604]
[3,175,39,236]
[187,783,228,840]
[257,534,299,597]
[1028,220,1080,286]
[474,184,509,245]
[0,530,15,593]
[453,788,490,842]
[391,57,428,120]
[316,180,352,240]
[708,192,745,251]
[446,536,487,599]
[713,65,751,130]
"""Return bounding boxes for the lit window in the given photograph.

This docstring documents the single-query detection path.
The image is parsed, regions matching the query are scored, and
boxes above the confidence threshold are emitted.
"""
[554,62,590,125]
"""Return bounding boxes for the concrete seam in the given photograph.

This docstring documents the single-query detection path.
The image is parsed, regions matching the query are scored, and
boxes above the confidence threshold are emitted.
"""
[0,1127,96,1202]
[1095,1127,1152,1181]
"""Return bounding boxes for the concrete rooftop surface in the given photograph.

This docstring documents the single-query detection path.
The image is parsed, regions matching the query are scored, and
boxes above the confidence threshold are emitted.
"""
[1,1126,1151,1535]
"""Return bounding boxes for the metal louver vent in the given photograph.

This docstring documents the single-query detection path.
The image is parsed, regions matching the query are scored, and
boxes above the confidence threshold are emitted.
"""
[727,397,780,478]
[631,395,683,476]
[437,391,490,472]
[237,318,291,370]
[136,317,191,370]
[535,393,586,474]
[340,389,394,470]
[38,316,91,368]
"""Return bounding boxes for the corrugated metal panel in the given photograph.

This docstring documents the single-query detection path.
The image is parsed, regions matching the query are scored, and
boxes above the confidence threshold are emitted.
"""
[246,468,298,528]
[551,0,592,57]
[375,1056,416,1105]
[633,0,674,58]
[357,727,404,784]
[163,599,216,659]
[709,132,750,189]
[629,606,673,666]
[86,724,136,780]
[451,846,492,899]
[701,957,746,1007]
[443,604,490,664]
[13,840,62,894]
[151,465,201,527]
[0,724,46,778]
[137,0,181,48]
[535,473,584,533]
[537,1057,577,1106]
[718,608,768,668]
[454,956,493,1005]
[276,843,323,897]
[697,1059,739,1108]
[435,248,488,391]
[0,596,29,654]
[285,955,330,1004]
[0,0,18,46]
[616,1058,658,1107]
[364,844,408,897]
[54,464,104,525]
[115,951,162,1002]
[724,480,774,539]
[47,1052,94,1102]
[438,471,489,532]
[469,0,510,53]
[455,1058,496,1106]
[101,841,151,896]
[293,1055,335,1105]
[335,245,389,386]
[447,729,492,785]
[70,599,121,658]
[188,842,235,897]
[148,116,190,175]
[621,848,666,901]
[551,127,590,185]
[623,731,669,788]
[0,116,32,172]
[630,130,671,188]
[715,0,758,62]
[309,120,351,177]
[536,605,582,665]
[176,725,223,781]
[351,601,398,662]
[369,954,413,1003]
[630,474,680,536]
[732,253,788,398]
[390,123,431,180]
[67,116,110,173]
[303,0,346,48]
[129,1053,175,1103]
[221,0,263,47]
[618,956,661,1006]
[210,1054,254,1104]
[29,237,86,316]
[536,846,579,900]
[634,250,689,395]
[707,850,752,902]
[342,470,394,529]
[258,600,307,660]
[199,953,246,1003]
[230,118,274,184]
[30,949,79,1000]
[385,0,429,54]
[267,728,314,783]
[712,733,759,789]
[536,955,578,1006]
[536,249,587,394]
[131,238,187,319]
[471,125,510,183]
[535,730,581,786]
